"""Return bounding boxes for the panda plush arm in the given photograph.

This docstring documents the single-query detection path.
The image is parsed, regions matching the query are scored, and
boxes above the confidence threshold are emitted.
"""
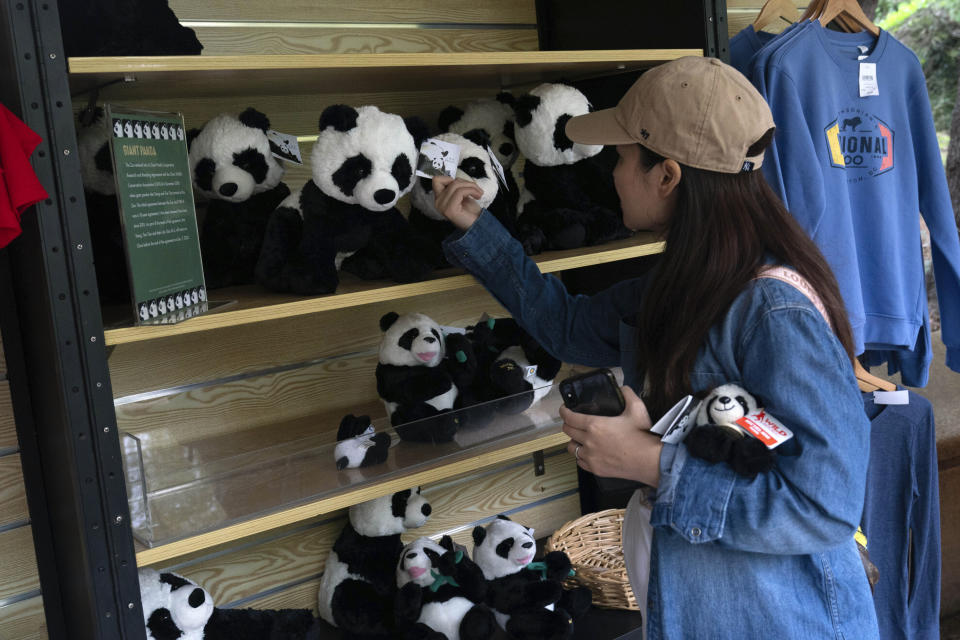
[487,570,563,614]
[376,364,456,404]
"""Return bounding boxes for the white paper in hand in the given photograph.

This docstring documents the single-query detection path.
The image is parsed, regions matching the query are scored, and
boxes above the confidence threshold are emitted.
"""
[650,395,700,445]
[415,137,461,179]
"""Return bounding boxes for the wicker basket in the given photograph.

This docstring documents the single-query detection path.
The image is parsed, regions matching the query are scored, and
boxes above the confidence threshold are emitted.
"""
[545,508,639,610]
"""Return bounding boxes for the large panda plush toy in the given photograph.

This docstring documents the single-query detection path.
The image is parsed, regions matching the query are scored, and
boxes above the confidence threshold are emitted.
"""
[317,488,432,638]
[187,107,290,289]
[76,106,130,304]
[408,131,517,268]
[376,311,477,443]
[256,104,433,295]
[511,83,629,252]
[394,535,497,640]
[471,516,591,640]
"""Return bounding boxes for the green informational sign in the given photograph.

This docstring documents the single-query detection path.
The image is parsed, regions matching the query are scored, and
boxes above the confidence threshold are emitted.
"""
[105,105,207,325]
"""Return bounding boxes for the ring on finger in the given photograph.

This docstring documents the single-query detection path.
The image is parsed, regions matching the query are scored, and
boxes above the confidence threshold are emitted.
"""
[575,445,581,461]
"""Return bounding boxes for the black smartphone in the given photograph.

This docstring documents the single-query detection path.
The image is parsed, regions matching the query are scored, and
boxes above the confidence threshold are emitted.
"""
[559,368,626,416]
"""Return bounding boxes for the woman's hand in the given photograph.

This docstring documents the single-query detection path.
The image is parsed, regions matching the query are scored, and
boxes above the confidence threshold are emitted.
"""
[561,385,663,487]
[433,176,483,230]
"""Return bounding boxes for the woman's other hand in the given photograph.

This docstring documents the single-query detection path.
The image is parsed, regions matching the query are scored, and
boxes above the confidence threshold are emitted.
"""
[433,176,483,230]
[561,385,662,486]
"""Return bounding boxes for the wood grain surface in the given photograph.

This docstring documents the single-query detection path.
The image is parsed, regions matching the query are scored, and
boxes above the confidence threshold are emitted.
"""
[0,383,16,451]
[0,455,28,527]
[0,595,46,640]
[0,526,40,600]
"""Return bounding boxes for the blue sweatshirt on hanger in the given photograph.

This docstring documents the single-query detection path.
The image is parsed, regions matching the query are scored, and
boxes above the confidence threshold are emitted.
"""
[752,23,960,385]
[729,25,776,75]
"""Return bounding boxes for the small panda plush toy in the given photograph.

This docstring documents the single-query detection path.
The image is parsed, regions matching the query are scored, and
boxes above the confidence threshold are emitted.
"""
[256,104,433,295]
[317,488,432,637]
[683,383,777,478]
[510,83,629,253]
[376,311,477,443]
[394,535,497,640]
[471,516,591,640]
[187,107,290,289]
[334,413,391,470]
[76,106,130,304]
[408,131,517,268]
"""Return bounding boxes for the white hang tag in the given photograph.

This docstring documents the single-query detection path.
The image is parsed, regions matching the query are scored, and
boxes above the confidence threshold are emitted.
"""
[523,365,538,382]
[859,62,879,97]
[485,144,509,191]
[873,390,909,405]
[267,129,303,164]
[415,137,461,179]
[651,395,699,445]
[440,325,467,336]
[735,410,794,449]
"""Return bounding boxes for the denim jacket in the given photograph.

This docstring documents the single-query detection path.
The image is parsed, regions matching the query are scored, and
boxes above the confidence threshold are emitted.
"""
[444,211,879,639]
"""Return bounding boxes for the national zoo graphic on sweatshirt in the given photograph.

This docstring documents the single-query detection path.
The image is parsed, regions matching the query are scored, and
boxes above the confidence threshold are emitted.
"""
[824,108,894,180]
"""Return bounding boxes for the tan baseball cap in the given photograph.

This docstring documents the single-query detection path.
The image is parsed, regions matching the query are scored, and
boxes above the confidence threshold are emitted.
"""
[565,56,775,174]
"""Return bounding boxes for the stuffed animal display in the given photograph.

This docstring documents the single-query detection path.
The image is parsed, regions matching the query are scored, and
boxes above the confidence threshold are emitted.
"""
[256,104,433,294]
[471,516,591,640]
[683,383,777,478]
[188,107,290,289]
[334,413,391,470]
[394,535,497,640]
[317,488,432,637]
[511,83,629,253]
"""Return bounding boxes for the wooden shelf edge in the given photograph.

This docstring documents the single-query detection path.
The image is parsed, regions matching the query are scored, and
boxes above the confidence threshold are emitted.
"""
[134,430,570,565]
[104,236,665,346]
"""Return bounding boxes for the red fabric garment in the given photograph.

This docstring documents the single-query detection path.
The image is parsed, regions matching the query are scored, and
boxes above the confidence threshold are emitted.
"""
[0,103,49,247]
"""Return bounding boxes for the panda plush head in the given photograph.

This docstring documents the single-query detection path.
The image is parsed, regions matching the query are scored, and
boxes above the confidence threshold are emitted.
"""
[471,515,537,580]
[379,311,446,369]
[77,107,116,196]
[438,93,518,169]
[139,568,214,640]
[396,536,446,588]
[511,83,603,167]
[187,107,285,204]
[695,383,759,434]
[410,132,498,222]
[349,486,432,537]
[311,104,428,213]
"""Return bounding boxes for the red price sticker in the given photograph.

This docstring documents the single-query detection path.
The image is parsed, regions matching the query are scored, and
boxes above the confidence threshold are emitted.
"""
[735,410,793,449]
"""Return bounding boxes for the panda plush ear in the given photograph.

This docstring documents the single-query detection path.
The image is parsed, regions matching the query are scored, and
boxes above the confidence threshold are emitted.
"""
[186,128,201,149]
[472,525,487,547]
[496,91,516,107]
[404,116,430,149]
[462,128,492,149]
[238,107,271,133]
[380,311,399,332]
[392,489,412,518]
[439,534,456,553]
[319,104,359,132]
[496,514,512,521]
[512,94,542,128]
[437,105,465,133]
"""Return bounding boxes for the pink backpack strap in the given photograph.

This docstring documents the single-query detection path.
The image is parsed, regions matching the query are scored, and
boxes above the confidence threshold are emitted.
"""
[755,265,833,330]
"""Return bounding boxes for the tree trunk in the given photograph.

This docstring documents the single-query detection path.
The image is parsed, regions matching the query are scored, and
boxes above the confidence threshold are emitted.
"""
[948,68,960,229]
[860,0,878,21]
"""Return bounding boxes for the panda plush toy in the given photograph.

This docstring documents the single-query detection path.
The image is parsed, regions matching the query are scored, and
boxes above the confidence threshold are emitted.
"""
[187,107,290,290]
[394,535,497,640]
[683,383,777,478]
[317,487,432,638]
[471,516,591,640]
[438,94,518,171]
[376,311,478,443]
[334,413,391,470]
[138,568,319,640]
[408,131,517,268]
[510,83,629,253]
[76,106,130,304]
[256,104,433,295]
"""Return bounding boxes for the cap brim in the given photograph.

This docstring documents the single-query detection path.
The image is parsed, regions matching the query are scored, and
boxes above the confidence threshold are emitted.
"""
[565,108,636,146]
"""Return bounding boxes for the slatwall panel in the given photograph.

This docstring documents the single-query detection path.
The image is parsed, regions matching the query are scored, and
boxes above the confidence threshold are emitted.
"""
[0,596,47,640]
[0,383,15,454]
[726,0,808,37]
[0,455,29,527]
[0,527,40,600]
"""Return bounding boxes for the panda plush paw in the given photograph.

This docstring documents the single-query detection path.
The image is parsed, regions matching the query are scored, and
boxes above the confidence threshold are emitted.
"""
[334,414,390,470]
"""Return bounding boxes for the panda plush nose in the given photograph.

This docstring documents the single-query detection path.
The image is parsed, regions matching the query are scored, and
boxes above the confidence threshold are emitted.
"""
[374,189,395,205]
[188,588,206,608]
[499,142,514,157]
[219,183,238,197]
[421,504,432,517]
[718,396,731,405]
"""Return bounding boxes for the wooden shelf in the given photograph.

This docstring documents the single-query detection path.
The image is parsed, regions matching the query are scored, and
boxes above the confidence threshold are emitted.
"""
[67,49,702,99]
[103,233,665,346]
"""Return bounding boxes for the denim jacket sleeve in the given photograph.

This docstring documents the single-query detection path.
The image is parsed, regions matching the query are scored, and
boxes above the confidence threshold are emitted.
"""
[651,302,870,555]
[442,210,648,367]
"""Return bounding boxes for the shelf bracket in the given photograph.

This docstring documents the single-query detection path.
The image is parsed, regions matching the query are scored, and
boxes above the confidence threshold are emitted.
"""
[532,450,546,476]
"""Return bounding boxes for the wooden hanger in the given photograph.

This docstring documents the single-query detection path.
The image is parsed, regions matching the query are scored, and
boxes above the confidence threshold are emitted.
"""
[804,0,880,35]
[753,0,799,32]
[854,360,897,392]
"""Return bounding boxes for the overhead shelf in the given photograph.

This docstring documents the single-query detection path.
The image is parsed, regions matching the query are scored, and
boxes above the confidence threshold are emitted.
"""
[67,49,702,99]
[103,233,665,346]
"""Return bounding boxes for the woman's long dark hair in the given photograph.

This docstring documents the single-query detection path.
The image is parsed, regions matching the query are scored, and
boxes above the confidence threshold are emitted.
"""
[635,134,855,419]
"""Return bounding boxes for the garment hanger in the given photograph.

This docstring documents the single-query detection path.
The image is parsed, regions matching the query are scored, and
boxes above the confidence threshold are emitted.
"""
[809,0,881,35]
[854,360,897,392]
[753,0,799,32]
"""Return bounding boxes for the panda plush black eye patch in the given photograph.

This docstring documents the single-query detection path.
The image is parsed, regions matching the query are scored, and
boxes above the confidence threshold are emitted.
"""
[398,328,420,351]
[391,153,412,191]
[232,147,269,183]
[94,142,113,173]
[553,114,574,152]
[495,537,515,559]
[459,157,488,181]
[333,154,372,196]
[194,158,215,192]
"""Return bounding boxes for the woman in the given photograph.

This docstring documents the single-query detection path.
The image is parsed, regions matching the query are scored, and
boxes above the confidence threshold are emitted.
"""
[433,57,878,638]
